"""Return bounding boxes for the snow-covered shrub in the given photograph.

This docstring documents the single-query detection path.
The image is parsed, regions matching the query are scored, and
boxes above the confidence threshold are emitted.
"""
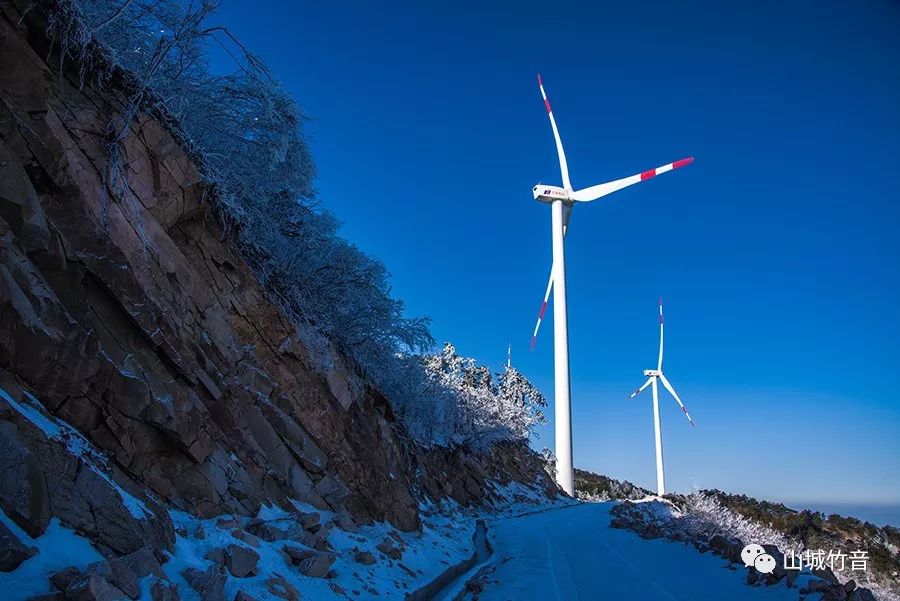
[611,493,798,550]
[678,491,798,551]
[394,344,547,448]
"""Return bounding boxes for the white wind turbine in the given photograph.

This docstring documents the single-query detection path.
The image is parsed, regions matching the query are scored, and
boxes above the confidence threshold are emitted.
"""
[628,298,696,497]
[531,74,694,495]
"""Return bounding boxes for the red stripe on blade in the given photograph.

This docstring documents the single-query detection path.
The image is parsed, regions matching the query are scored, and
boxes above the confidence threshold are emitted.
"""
[538,301,547,319]
[537,74,543,86]
[544,99,552,114]
[673,157,694,169]
[530,336,537,350]
[640,169,657,180]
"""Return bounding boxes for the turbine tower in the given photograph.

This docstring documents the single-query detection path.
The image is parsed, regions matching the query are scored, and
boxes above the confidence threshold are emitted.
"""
[531,75,694,495]
[628,298,696,496]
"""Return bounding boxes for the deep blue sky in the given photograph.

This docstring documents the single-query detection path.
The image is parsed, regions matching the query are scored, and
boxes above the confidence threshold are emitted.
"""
[210,0,900,505]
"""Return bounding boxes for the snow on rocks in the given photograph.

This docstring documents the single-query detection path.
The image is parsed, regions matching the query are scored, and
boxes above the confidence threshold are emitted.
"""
[0,510,103,599]
[0,389,150,521]
[0,386,174,557]
[158,499,476,600]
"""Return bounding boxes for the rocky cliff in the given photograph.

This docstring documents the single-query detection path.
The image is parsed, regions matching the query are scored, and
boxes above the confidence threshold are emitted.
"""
[0,0,557,578]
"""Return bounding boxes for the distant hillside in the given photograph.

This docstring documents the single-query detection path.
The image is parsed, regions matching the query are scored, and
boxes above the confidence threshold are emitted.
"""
[703,490,900,587]
[574,468,652,501]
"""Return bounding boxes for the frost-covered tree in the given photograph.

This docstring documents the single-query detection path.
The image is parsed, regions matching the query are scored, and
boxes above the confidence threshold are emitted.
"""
[397,344,547,448]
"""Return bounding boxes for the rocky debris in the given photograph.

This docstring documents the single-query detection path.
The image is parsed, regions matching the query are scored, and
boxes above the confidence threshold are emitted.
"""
[119,547,165,580]
[609,501,670,539]
[246,521,289,542]
[297,553,335,578]
[233,592,257,601]
[204,547,226,564]
[376,537,404,560]
[282,544,315,565]
[708,534,743,564]
[230,529,260,548]
[64,571,127,601]
[297,512,320,532]
[150,580,181,601]
[225,543,260,578]
[331,513,359,533]
[183,565,226,601]
[104,557,140,599]
[312,527,332,551]
[354,550,376,565]
[54,560,139,600]
[800,578,872,601]
[215,518,240,531]
[265,574,300,601]
[0,519,36,571]
[51,567,83,591]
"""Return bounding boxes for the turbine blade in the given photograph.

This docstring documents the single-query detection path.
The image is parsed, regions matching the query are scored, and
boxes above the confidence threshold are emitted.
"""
[537,74,572,190]
[570,157,694,203]
[529,277,552,350]
[629,378,653,399]
[529,208,573,349]
[658,297,664,371]
[659,373,696,427]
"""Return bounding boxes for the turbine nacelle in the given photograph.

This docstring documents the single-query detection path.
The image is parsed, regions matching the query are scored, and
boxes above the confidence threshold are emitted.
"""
[533,184,571,203]
[643,369,661,377]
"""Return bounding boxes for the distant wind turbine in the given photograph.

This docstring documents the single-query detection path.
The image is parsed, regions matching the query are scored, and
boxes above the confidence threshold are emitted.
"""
[530,74,694,495]
[628,298,696,496]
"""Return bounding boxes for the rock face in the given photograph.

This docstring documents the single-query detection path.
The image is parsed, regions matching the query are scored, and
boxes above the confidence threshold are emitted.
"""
[0,0,561,575]
[0,0,423,536]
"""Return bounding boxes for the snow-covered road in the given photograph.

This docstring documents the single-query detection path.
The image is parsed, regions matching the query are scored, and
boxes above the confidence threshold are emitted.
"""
[478,502,801,601]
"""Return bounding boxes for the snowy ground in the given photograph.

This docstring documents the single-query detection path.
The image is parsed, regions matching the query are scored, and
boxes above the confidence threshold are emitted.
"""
[162,500,477,601]
[472,502,816,601]
[1,384,575,600]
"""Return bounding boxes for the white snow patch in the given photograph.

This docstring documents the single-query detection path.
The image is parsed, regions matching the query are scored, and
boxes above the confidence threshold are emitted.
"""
[0,508,102,600]
[0,387,150,520]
